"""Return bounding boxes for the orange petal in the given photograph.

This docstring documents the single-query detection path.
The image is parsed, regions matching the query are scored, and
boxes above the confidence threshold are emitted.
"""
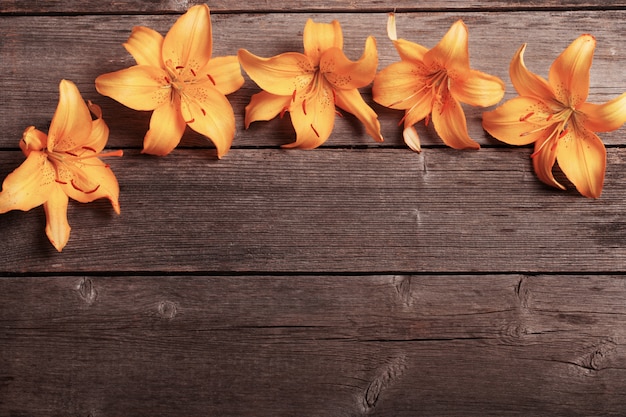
[372,61,427,110]
[124,26,164,68]
[393,39,429,63]
[303,19,343,64]
[403,126,421,153]
[0,151,53,213]
[142,95,186,156]
[199,55,244,96]
[549,34,595,107]
[238,49,314,96]
[509,44,555,101]
[424,20,470,76]
[162,4,212,72]
[82,102,109,153]
[48,80,92,152]
[334,88,383,142]
[43,186,71,252]
[321,36,378,90]
[20,126,47,155]
[96,65,170,111]
[450,69,505,107]
[556,127,606,198]
[244,91,291,128]
[431,92,479,149]
[482,96,552,146]
[579,92,626,133]
[532,135,563,190]
[183,85,237,158]
[63,160,121,213]
[285,84,336,149]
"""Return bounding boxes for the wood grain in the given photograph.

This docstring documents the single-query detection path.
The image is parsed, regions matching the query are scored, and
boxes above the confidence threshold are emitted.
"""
[2,274,626,416]
[1,148,625,273]
[2,0,626,14]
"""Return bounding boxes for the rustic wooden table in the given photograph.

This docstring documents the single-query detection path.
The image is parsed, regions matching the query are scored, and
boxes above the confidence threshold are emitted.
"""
[1,1,626,415]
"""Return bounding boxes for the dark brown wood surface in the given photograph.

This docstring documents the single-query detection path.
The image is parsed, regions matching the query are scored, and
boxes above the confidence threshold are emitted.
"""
[1,1,626,415]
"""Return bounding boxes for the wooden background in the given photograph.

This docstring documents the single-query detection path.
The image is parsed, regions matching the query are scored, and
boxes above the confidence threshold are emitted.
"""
[1,1,626,415]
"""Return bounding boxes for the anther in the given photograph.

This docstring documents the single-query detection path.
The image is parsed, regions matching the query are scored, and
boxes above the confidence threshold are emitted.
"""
[176,65,185,70]
[207,73,216,85]
[186,118,195,124]
[292,90,297,103]
[519,112,534,122]
[82,146,97,153]
[302,99,307,116]
[65,151,78,157]
[558,129,569,139]
[55,179,67,185]
[201,108,206,116]
[164,76,171,83]
[311,124,320,138]
[190,68,197,77]
[335,110,343,118]
[71,179,100,194]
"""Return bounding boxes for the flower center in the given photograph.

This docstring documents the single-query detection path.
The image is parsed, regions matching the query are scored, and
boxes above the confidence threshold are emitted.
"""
[163,61,217,125]
[48,146,123,194]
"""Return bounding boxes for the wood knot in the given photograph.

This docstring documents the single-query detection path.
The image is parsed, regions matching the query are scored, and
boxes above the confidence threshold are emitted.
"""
[157,301,178,320]
[362,355,407,411]
[76,277,97,305]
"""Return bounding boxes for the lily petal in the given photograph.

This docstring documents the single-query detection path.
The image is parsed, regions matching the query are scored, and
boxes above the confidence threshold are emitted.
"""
[532,134,564,190]
[183,84,237,158]
[0,151,53,213]
[49,80,92,152]
[549,34,595,107]
[43,186,71,252]
[321,36,378,90]
[334,88,383,142]
[143,95,186,156]
[286,84,336,149]
[579,92,626,132]
[393,39,429,63]
[238,49,315,96]
[63,161,121,213]
[244,91,292,128]
[509,44,555,102]
[556,127,606,198]
[482,96,553,146]
[403,125,421,153]
[162,4,212,72]
[450,69,505,107]
[372,61,427,110]
[20,126,47,155]
[424,20,470,77]
[95,65,170,111]
[432,92,479,149]
[200,55,245,96]
[303,19,343,64]
[83,102,109,153]
[124,26,164,68]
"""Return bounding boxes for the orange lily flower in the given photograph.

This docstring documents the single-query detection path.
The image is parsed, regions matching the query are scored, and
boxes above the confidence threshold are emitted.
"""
[373,14,505,152]
[482,35,626,198]
[95,4,243,158]
[0,80,122,252]
[238,19,383,149]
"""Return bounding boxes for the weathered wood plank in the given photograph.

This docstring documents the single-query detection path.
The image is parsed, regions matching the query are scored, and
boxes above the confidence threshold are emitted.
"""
[1,148,625,273]
[2,274,626,416]
[2,0,626,14]
[1,11,624,149]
